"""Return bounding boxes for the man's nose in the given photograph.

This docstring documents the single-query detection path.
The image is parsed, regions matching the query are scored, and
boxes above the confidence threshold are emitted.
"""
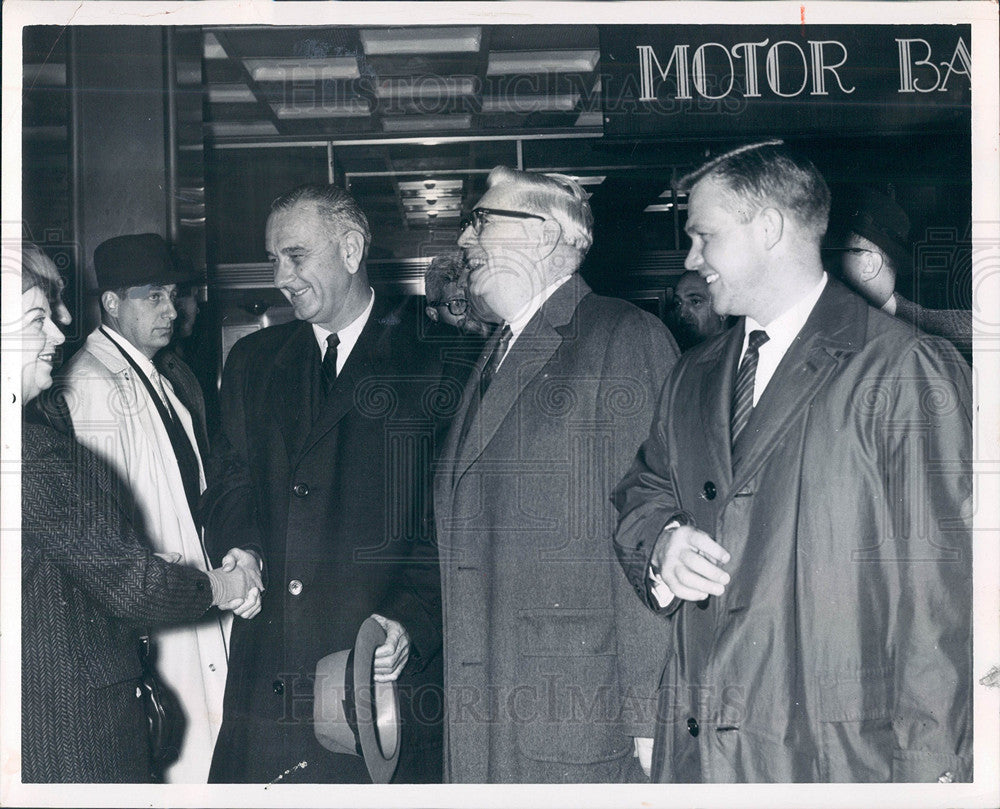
[457,225,474,248]
[164,299,177,320]
[684,245,702,271]
[273,257,294,287]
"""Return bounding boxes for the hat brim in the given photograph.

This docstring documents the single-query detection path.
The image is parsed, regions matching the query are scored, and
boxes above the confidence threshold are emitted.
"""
[314,616,401,784]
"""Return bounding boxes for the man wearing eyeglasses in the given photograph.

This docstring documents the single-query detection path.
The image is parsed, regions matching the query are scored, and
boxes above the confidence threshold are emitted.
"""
[423,252,492,337]
[435,166,679,783]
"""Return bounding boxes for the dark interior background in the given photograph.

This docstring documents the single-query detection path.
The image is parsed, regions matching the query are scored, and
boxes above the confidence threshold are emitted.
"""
[22,24,973,379]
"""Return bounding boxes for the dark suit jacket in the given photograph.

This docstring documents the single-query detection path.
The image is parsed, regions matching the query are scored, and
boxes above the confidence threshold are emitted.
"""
[155,346,209,459]
[435,276,679,783]
[21,421,213,783]
[613,278,972,782]
[201,297,449,784]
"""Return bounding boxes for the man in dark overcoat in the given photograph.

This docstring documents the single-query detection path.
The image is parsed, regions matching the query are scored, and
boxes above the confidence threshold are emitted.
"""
[201,184,447,783]
[435,167,679,782]
[613,142,972,782]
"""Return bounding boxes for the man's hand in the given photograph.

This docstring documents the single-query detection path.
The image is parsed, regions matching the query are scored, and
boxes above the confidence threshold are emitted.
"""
[633,737,654,778]
[370,613,410,682]
[650,524,730,602]
[211,547,264,619]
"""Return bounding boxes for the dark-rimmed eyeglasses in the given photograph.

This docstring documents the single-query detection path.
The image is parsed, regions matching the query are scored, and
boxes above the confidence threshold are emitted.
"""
[431,297,469,316]
[459,207,546,234]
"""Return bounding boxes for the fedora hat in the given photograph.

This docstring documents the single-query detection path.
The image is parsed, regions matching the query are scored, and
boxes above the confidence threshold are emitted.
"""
[93,233,198,291]
[847,188,912,271]
[314,616,400,783]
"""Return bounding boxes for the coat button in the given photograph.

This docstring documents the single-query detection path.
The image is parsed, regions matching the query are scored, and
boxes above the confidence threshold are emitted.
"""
[702,481,716,500]
[687,717,700,737]
[288,579,303,596]
[273,679,285,695]
[292,483,309,497]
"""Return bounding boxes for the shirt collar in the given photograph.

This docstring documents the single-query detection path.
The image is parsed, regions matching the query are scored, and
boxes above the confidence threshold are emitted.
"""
[744,272,828,352]
[102,326,159,378]
[507,273,573,340]
[312,287,375,357]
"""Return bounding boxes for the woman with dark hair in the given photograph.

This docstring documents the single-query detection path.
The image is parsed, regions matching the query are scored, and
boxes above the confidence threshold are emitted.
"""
[18,243,252,782]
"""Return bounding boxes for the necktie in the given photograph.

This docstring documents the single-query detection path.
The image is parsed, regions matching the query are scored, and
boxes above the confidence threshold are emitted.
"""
[99,328,203,526]
[322,333,340,395]
[149,368,170,409]
[458,324,512,448]
[731,329,770,448]
[156,375,203,523]
[480,324,512,397]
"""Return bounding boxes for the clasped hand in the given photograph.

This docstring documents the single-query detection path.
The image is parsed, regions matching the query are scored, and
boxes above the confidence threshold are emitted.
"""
[651,524,731,602]
[208,548,264,619]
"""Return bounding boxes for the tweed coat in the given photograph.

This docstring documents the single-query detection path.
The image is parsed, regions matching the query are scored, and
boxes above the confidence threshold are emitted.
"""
[21,421,213,782]
[613,279,973,782]
[435,276,679,783]
[61,328,230,783]
[201,297,449,784]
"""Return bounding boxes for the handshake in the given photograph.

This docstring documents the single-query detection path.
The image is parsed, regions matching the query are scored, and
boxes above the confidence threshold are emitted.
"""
[206,547,264,619]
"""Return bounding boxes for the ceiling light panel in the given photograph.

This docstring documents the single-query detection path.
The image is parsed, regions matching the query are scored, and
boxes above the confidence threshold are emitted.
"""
[487,50,599,76]
[207,84,257,104]
[480,93,580,114]
[203,33,227,60]
[207,121,279,137]
[360,27,482,55]
[575,111,604,128]
[243,57,360,82]
[375,77,476,100]
[397,179,464,193]
[382,114,472,133]
[273,99,372,119]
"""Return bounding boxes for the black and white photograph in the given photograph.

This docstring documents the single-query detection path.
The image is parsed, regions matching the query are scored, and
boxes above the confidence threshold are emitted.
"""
[2,2,998,807]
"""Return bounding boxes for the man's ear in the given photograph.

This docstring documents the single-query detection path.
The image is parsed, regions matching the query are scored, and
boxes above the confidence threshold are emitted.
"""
[860,250,883,281]
[100,290,119,317]
[340,230,366,274]
[425,306,439,322]
[538,219,563,259]
[759,207,784,250]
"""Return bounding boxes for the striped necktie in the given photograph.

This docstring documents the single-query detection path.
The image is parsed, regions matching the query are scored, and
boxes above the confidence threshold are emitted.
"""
[731,329,769,448]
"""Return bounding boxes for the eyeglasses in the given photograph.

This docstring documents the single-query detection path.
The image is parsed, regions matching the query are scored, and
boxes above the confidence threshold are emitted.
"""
[459,207,546,234]
[438,298,468,316]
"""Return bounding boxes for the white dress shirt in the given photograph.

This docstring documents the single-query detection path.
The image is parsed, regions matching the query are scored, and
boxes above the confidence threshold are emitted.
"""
[311,288,375,375]
[739,272,828,405]
[496,273,573,370]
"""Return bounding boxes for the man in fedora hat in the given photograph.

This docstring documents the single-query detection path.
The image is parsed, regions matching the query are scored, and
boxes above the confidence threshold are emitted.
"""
[837,187,971,353]
[61,233,263,782]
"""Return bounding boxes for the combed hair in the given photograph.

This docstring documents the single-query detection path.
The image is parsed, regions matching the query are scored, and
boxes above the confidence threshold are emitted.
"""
[271,183,373,253]
[424,253,466,303]
[677,140,831,239]
[21,242,65,302]
[485,166,594,259]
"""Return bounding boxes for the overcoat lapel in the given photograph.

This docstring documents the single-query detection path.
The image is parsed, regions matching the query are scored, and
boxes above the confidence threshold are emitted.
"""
[731,280,865,489]
[295,299,390,465]
[452,276,590,486]
[266,321,320,464]
[693,327,743,486]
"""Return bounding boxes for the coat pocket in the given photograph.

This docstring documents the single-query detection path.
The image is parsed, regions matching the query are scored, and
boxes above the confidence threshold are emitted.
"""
[514,608,632,765]
[816,666,894,781]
